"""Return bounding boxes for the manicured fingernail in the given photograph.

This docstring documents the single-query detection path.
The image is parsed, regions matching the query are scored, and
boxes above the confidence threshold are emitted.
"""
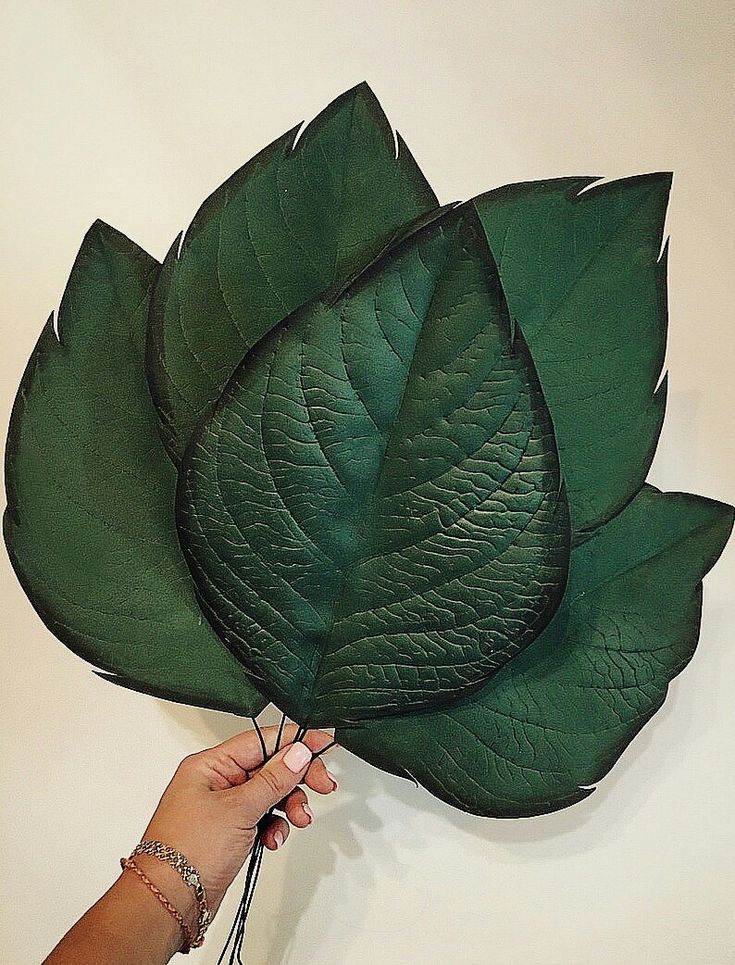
[283,741,312,773]
[302,803,314,824]
[326,769,339,791]
[273,829,285,850]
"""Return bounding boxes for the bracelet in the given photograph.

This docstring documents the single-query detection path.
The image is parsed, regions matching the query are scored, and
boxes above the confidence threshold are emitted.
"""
[123,840,211,950]
[120,858,195,953]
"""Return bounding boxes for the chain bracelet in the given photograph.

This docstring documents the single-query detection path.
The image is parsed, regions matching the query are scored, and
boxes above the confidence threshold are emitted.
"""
[130,840,211,948]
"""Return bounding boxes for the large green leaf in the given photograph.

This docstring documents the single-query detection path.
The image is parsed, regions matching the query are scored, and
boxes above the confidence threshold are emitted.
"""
[178,206,570,728]
[4,222,266,717]
[475,175,670,534]
[337,486,733,816]
[148,82,437,462]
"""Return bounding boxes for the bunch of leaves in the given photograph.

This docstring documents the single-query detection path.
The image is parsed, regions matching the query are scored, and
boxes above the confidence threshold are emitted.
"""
[5,84,733,818]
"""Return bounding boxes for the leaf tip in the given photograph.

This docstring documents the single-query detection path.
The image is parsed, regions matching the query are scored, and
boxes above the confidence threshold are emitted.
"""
[320,81,397,153]
[79,219,159,274]
[650,170,674,190]
[321,81,381,121]
[84,218,130,251]
[345,79,378,103]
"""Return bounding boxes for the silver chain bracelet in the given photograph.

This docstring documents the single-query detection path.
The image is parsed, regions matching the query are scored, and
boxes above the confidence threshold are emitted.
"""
[130,839,211,948]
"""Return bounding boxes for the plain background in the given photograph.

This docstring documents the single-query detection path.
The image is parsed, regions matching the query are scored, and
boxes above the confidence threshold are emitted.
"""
[1,2,734,963]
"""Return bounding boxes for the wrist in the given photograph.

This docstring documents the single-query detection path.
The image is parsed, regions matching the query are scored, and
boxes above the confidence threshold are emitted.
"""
[126,853,199,946]
[118,853,200,958]
[111,868,190,962]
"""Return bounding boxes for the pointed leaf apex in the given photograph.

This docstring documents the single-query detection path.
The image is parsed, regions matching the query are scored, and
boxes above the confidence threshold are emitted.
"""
[80,219,158,270]
[635,170,674,200]
[84,218,127,248]
[325,82,385,124]
[620,170,673,197]
[346,80,378,102]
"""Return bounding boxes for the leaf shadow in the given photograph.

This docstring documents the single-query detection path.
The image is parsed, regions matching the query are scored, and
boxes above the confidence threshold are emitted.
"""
[157,704,401,963]
[157,596,726,961]
[359,595,728,864]
[249,752,408,965]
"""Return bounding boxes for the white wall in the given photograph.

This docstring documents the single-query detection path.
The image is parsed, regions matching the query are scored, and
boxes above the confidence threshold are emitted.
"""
[1,3,734,963]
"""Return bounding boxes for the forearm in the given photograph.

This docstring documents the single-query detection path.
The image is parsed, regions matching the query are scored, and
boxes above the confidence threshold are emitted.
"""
[41,728,333,964]
[43,856,196,965]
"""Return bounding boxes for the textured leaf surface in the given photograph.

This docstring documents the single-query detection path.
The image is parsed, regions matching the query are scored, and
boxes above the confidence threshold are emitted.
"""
[4,223,266,716]
[148,83,437,462]
[337,487,733,816]
[475,175,670,534]
[179,206,570,727]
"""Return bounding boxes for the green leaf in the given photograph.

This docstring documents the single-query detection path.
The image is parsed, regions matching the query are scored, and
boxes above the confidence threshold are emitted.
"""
[4,222,267,717]
[148,82,438,462]
[474,175,670,534]
[178,205,570,728]
[336,486,734,816]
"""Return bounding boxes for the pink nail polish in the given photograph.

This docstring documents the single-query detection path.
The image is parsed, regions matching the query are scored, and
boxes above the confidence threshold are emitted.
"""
[283,741,312,773]
[273,829,285,850]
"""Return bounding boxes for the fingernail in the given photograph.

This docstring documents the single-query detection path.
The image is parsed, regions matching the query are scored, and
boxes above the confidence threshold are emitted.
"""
[326,769,339,791]
[273,829,285,850]
[283,741,312,773]
[302,803,314,824]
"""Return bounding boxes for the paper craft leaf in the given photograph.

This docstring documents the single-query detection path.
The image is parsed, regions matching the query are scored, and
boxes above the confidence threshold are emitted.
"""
[6,86,731,829]
[148,82,437,462]
[475,175,670,534]
[4,222,266,717]
[178,206,570,727]
[336,486,733,816]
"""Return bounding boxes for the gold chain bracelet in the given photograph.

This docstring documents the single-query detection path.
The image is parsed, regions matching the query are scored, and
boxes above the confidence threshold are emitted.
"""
[120,858,196,952]
[124,840,211,950]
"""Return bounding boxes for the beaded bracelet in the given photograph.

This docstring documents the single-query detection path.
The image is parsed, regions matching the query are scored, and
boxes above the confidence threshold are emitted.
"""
[121,839,211,951]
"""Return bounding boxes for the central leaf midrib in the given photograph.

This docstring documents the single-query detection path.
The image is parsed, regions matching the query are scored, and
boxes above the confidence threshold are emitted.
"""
[495,182,663,351]
[299,228,459,721]
[566,508,719,607]
[332,93,360,281]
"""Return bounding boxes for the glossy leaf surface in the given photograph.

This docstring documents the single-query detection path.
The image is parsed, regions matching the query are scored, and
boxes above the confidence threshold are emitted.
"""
[475,175,670,534]
[337,487,733,816]
[4,223,266,716]
[148,83,437,462]
[179,206,570,727]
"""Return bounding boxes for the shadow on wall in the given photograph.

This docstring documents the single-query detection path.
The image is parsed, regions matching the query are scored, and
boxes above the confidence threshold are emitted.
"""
[157,592,727,961]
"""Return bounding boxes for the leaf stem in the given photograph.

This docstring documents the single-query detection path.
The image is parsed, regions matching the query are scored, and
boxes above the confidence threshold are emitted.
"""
[275,712,287,754]
[250,716,267,764]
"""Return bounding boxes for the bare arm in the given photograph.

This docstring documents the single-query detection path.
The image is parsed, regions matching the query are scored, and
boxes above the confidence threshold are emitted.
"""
[44,726,337,964]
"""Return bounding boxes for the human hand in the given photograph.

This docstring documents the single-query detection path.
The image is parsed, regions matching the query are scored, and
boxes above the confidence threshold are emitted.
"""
[134,725,337,923]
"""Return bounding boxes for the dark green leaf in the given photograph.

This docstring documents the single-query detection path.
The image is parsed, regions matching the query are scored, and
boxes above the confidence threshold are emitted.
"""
[475,175,670,534]
[178,206,570,727]
[148,82,438,462]
[4,222,266,717]
[337,486,733,816]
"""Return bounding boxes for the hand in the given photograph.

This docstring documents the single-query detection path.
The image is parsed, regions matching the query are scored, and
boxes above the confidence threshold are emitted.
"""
[44,725,338,965]
[137,725,337,921]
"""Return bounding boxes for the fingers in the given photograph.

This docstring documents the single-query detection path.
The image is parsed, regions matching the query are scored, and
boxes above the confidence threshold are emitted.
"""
[300,730,337,793]
[302,729,336,755]
[260,814,290,852]
[303,756,338,795]
[211,724,299,774]
[277,786,313,828]
[210,724,334,775]
[229,740,313,827]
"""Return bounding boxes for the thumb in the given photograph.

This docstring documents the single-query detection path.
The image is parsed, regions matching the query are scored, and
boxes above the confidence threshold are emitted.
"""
[234,741,313,827]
